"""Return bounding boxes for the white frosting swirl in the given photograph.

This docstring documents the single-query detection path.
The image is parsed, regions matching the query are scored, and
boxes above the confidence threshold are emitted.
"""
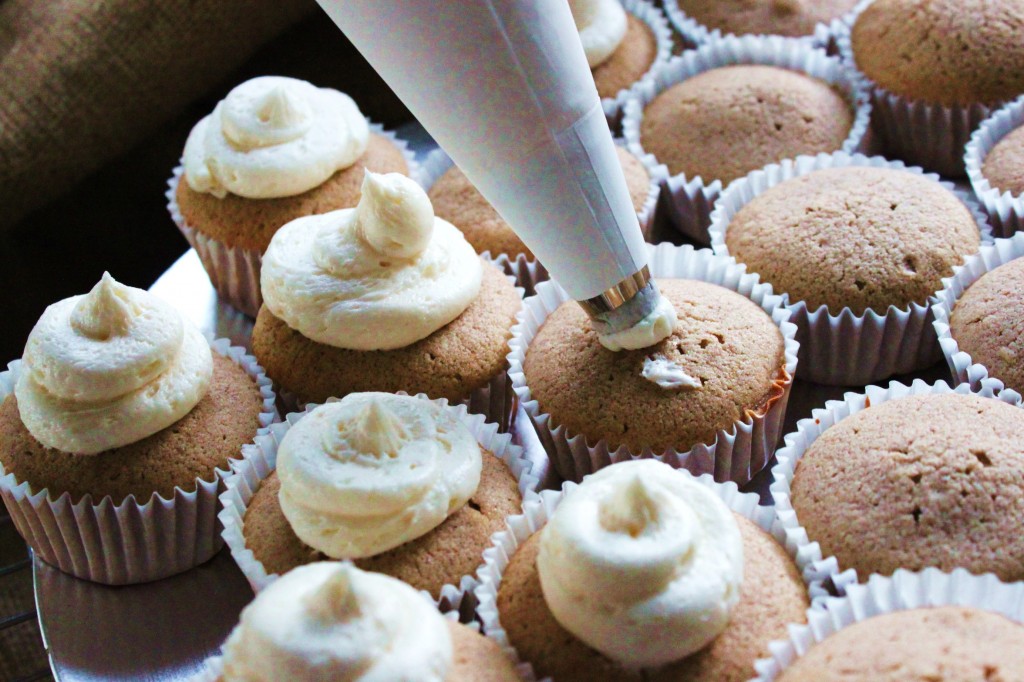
[641,354,701,390]
[261,171,482,350]
[276,393,482,559]
[537,460,744,667]
[570,0,628,68]
[183,76,369,199]
[15,273,213,455]
[220,562,452,682]
[598,293,678,352]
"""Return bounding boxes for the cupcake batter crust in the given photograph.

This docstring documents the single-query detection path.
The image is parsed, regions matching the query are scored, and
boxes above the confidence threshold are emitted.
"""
[640,65,853,184]
[982,126,1024,197]
[0,353,265,503]
[676,0,859,38]
[251,261,521,406]
[592,14,658,99]
[791,393,1024,582]
[176,133,409,252]
[448,620,522,682]
[725,166,980,314]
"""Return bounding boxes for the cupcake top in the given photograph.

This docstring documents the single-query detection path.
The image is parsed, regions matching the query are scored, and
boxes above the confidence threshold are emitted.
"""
[524,278,786,452]
[777,606,1024,681]
[571,0,629,68]
[982,125,1024,196]
[725,166,980,314]
[675,0,859,38]
[14,273,212,455]
[260,171,482,351]
[850,0,1024,107]
[641,65,853,183]
[275,393,482,559]
[791,393,1024,582]
[183,76,369,199]
[949,257,1024,394]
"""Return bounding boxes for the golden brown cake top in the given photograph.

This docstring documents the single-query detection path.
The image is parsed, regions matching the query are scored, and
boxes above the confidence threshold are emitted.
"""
[982,125,1024,196]
[677,0,859,38]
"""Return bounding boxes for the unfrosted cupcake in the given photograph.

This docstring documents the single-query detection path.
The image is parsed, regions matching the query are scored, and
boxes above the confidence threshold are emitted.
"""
[222,393,535,601]
[0,274,276,584]
[966,96,1024,237]
[251,171,521,424]
[200,562,521,682]
[169,76,414,316]
[666,0,859,43]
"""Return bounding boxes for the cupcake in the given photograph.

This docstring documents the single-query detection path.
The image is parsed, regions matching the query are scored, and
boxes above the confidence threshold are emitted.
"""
[841,0,1024,176]
[199,562,521,682]
[168,75,415,317]
[773,380,1024,590]
[753,569,1024,681]
[966,95,1024,238]
[251,171,522,425]
[220,392,537,604]
[710,153,986,385]
[623,35,869,245]
[0,273,277,584]
[665,0,860,45]
[475,460,812,682]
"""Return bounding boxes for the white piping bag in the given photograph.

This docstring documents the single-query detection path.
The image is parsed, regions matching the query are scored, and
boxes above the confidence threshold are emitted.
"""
[315,0,676,350]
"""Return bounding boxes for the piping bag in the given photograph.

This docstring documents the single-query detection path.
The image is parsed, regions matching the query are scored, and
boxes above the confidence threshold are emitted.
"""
[315,0,676,350]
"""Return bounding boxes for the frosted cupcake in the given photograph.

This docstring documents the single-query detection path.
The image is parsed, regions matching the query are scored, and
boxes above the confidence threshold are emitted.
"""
[251,171,521,425]
[0,274,276,584]
[168,76,414,316]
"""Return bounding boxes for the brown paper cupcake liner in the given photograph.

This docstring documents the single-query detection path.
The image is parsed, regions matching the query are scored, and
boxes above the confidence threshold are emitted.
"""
[931,232,1024,405]
[965,94,1024,238]
[219,394,540,616]
[475,471,833,682]
[770,378,1016,604]
[600,0,674,128]
[622,34,872,246]
[0,337,278,585]
[751,568,1024,680]
[165,122,420,318]
[709,151,993,386]
[507,242,799,486]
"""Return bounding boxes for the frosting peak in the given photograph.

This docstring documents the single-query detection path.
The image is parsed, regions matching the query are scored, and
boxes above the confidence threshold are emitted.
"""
[222,81,313,149]
[570,0,628,68]
[303,564,362,624]
[277,393,482,559]
[70,272,135,340]
[537,460,744,668]
[357,171,434,259]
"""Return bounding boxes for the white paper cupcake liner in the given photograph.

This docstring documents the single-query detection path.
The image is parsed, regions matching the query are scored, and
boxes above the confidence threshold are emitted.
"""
[770,378,1017,606]
[836,0,995,178]
[751,567,1024,680]
[475,472,831,682]
[709,151,994,386]
[508,242,799,486]
[166,122,420,318]
[601,0,674,128]
[931,232,1024,405]
[0,338,278,585]
[622,34,872,246]
[965,94,1024,238]
[219,393,540,616]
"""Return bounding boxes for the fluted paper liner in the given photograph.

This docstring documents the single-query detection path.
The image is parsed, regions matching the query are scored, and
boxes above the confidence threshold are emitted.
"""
[508,242,799,485]
[709,151,993,386]
[965,94,1024,238]
[219,393,540,616]
[836,0,995,177]
[622,34,872,246]
[770,379,1017,606]
[600,0,674,128]
[474,472,832,682]
[0,338,278,585]
[166,122,420,318]
[931,232,1024,405]
[751,568,1024,680]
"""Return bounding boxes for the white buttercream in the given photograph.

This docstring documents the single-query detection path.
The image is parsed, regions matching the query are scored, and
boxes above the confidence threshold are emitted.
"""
[598,293,678,351]
[183,75,369,199]
[537,460,744,668]
[276,393,482,559]
[261,171,482,350]
[220,562,452,682]
[15,273,213,455]
[570,0,628,68]
[641,354,701,390]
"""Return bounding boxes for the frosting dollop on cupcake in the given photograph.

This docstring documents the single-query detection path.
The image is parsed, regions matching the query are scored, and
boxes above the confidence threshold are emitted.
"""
[261,171,483,351]
[537,459,744,667]
[183,75,370,199]
[15,273,213,455]
[570,0,628,68]
[276,392,483,559]
[220,562,452,681]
